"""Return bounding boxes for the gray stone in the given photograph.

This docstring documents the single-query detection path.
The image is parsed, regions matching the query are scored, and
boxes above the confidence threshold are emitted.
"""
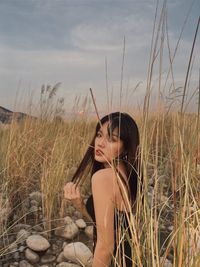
[84,226,93,239]
[10,262,19,267]
[29,192,43,205]
[32,225,43,232]
[21,199,30,211]
[25,248,40,263]
[13,252,20,260]
[63,242,93,267]
[51,243,59,253]
[160,257,172,267]
[30,199,39,207]
[55,216,79,240]
[12,224,32,232]
[75,219,86,229]
[56,252,66,263]
[62,242,68,249]
[30,205,38,213]
[168,225,173,231]
[9,264,19,267]
[16,229,30,243]
[73,211,82,219]
[26,234,50,252]
[19,246,26,253]
[19,260,34,267]
[40,254,56,264]
[56,263,80,267]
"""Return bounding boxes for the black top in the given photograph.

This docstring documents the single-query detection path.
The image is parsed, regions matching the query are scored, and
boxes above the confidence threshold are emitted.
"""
[85,194,133,267]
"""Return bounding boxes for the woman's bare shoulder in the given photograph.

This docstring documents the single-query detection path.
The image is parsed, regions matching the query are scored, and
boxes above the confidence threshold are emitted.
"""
[92,168,117,182]
[92,168,116,186]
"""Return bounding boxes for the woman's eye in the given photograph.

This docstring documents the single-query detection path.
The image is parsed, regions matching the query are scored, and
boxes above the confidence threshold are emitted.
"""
[108,136,116,142]
[96,132,101,137]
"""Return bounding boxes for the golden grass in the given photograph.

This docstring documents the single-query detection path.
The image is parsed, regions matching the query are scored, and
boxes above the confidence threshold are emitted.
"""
[0,109,199,266]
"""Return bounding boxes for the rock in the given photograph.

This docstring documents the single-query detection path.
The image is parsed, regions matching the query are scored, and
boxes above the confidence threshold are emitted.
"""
[16,229,30,243]
[73,210,82,219]
[65,205,75,216]
[84,226,93,239]
[56,252,66,263]
[40,254,56,264]
[168,225,173,231]
[29,192,43,205]
[56,263,80,267]
[19,260,34,267]
[75,219,86,229]
[32,225,43,232]
[12,224,32,232]
[25,248,40,263]
[148,177,154,186]
[13,252,20,260]
[62,241,68,249]
[51,243,59,253]
[30,199,39,207]
[63,242,93,267]
[55,216,79,240]
[26,234,50,252]
[21,199,30,214]
[9,264,19,267]
[30,205,38,213]
[19,246,26,253]
[160,257,172,267]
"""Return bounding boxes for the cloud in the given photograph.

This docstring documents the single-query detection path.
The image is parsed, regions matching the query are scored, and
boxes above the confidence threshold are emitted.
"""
[0,0,199,113]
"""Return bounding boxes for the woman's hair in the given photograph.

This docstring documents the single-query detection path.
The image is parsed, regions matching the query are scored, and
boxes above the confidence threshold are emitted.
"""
[71,112,141,208]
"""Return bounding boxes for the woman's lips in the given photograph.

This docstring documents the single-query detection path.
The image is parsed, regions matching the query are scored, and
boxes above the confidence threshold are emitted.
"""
[95,149,104,156]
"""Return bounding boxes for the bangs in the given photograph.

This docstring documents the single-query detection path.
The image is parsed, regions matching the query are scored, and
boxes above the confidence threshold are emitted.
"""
[96,112,129,141]
[107,118,120,138]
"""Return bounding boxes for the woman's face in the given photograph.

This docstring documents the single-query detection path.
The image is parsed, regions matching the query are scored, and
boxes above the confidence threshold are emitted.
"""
[94,121,124,166]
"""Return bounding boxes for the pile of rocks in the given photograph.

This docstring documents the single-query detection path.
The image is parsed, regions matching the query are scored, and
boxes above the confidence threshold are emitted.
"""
[0,191,94,267]
[1,217,94,267]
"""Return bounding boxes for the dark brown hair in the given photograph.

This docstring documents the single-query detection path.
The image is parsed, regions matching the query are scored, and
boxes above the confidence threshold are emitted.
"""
[71,112,140,207]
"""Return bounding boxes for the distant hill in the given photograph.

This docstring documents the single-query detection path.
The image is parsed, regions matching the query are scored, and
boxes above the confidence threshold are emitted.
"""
[0,106,29,124]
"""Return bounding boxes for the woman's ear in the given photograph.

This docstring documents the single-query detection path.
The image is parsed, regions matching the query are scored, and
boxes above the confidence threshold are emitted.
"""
[119,150,128,160]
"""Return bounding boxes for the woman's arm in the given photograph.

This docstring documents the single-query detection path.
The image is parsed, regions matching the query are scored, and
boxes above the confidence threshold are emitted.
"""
[91,169,115,267]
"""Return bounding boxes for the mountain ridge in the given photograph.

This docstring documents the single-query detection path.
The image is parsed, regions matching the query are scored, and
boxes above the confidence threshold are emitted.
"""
[0,106,28,124]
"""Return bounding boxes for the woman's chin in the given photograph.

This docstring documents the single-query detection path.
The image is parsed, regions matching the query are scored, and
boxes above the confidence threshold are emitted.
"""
[95,155,106,163]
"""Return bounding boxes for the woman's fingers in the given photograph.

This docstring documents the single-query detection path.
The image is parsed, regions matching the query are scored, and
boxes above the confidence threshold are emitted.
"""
[64,182,80,200]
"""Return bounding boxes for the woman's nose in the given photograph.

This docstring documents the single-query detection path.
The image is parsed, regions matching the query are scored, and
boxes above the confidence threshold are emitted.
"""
[98,137,106,147]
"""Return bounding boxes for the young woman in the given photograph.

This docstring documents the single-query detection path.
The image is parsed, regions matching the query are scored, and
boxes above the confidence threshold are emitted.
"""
[64,112,140,267]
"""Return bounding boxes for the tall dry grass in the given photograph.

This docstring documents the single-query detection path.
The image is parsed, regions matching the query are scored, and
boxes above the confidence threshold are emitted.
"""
[0,107,199,266]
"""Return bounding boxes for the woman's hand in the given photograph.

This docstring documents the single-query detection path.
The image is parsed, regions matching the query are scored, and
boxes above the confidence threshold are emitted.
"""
[63,182,83,210]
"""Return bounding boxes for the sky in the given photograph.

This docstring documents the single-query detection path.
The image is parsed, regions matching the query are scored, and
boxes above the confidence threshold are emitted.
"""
[0,0,199,116]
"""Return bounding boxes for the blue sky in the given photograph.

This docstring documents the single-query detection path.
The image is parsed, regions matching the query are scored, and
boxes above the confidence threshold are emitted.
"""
[0,0,199,115]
